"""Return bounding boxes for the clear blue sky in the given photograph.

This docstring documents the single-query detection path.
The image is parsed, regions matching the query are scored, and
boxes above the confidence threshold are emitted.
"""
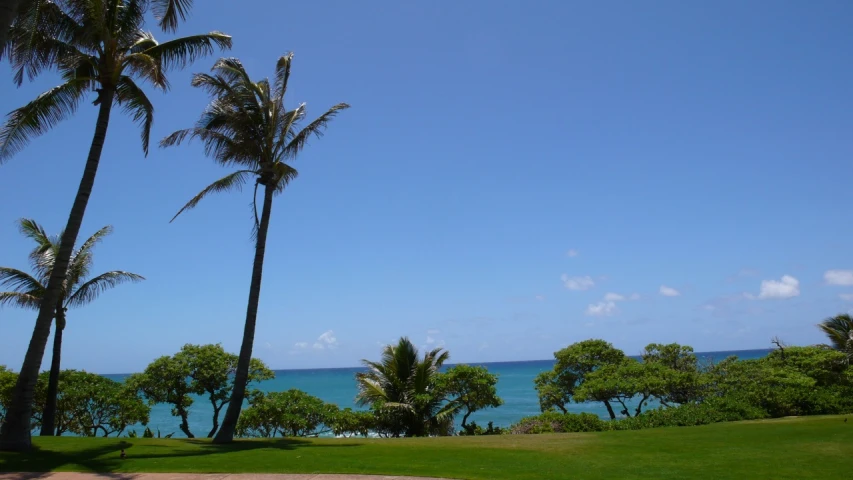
[1,0,852,373]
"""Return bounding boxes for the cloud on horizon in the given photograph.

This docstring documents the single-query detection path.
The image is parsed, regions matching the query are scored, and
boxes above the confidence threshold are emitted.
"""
[562,274,595,291]
[660,285,680,297]
[825,270,853,286]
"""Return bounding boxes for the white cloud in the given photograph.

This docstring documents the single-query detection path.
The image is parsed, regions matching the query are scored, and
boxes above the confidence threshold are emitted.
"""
[566,249,579,258]
[586,301,618,316]
[839,293,853,301]
[535,294,546,301]
[659,285,680,297]
[312,330,339,350]
[561,274,595,291]
[825,270,853,286]
[629,293,641,300]
[750,275,800,299]
[603,292,625,301]
[294,342,308,349]
[426,336,435,345]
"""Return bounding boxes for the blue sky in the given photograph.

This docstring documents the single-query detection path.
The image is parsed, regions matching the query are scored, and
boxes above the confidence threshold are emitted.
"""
[1,0,852,373]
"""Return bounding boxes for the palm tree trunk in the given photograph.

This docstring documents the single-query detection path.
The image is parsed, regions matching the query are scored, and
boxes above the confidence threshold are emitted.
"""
[0,0,22,60]
[0,88,115,452]
[39,306,65,436]
[213,181,274,444]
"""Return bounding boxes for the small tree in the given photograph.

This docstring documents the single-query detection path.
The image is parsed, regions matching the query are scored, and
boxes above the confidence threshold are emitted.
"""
[236,390,338,438]
[0,367,17,425]
[534,339,626,419]
[126,355,194,437]
[441,364,503,429]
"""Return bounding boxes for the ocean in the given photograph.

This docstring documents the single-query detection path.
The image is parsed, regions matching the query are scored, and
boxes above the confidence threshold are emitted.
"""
[105,348,772,438]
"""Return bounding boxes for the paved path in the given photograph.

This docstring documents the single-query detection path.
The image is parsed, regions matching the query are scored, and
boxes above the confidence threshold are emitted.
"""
[2,474,454,480]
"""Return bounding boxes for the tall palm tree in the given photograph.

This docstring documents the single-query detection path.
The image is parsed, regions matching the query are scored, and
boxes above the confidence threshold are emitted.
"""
[0,0,229,451]
[355,337,459,437]
[0,219,144,436]
[161,54,349,443]
[818,313,853,356]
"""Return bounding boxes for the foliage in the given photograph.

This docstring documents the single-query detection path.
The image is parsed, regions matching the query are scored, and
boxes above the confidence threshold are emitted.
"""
[126,344,273,438]
[440,364,503,428]
[641,343,702,405]
[817,313,853,356]
[459,420,505,436]
[0,366,17,425]
[509,412,607,434]
[235,390,338,438]
[534,339,627,418]
[355,337,458,437]
[29,370,149,437]
[328,408,374,438]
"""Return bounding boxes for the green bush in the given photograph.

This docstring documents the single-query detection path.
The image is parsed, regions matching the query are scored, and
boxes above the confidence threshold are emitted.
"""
[459,421,505,436]
[510,412,607,434]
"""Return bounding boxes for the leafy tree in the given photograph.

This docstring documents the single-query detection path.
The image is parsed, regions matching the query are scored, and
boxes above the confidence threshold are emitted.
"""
[440,364,503,429]
[0,0,229,451]
[125,355,194,437]
[329,408,374,438]
[641,343,702,405]
[126,344,273,438]
[236,390,338,438]
[818,314,853,358]
[534,339,626,419]
[162,54,348,443]
[0,219,143,436]
[356,337,458,437]
[180,343,274,437]
[0,366,17,425]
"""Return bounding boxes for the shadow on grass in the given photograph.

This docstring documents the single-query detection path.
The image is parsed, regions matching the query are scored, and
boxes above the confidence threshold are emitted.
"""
[0,437,361,475]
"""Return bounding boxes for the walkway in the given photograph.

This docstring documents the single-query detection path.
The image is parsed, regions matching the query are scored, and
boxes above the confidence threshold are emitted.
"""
[1,474,454,480]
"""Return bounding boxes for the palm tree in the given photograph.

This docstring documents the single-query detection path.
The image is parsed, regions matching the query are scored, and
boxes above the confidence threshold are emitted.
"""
[818,313,853,356]
[0,0,229,451]
[355,337,459,437]
[0,219,144,436]
[161,54,349,443]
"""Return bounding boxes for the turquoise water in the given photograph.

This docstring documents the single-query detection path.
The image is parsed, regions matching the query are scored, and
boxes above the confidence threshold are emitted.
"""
[106,348,771,438]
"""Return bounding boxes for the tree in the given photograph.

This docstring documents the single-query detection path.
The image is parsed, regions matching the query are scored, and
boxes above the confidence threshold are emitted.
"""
[534,339,626,419]
[818,314,853,358]
[441,364,502,429]
[355,337,458,437]
[161,54,349,443]
[328,408,374,438]
[0,219,143,436]
[0,366,17,425]
[236,390,338,438]
[0,0,230,451]
[180,343,274,437]
[125,355,194,437]
[641,343,702,405]
[126,344,273,438]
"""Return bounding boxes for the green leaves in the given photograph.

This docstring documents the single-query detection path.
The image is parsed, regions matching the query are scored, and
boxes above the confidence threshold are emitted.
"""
[818,314,853,355]
[236,390,338,438]
[169,169,258,222]
[143,32,232,71]
[0,80,89,162]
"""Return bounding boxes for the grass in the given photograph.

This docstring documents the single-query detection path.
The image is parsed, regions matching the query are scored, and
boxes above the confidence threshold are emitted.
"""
[1,416,852,479]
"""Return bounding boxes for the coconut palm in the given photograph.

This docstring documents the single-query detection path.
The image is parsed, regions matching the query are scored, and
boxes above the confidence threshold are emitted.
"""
[355,337,459,437]
[161,54,349,443]
[0,0,229,451]
[0,219,144,436]
[818,313,853,356]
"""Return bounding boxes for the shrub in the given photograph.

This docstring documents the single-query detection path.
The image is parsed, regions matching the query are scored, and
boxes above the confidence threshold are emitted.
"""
[510,412,607,434]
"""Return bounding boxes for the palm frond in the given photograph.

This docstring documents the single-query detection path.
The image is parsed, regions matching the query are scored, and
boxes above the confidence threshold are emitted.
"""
[115,75,155,154]
[273,53,293,101]
[282,103,350,159]
[271,161,299,194]
[0,267,45,295]
[123,52,168,89]
[77,225,113,255]
[209,57,254,89]
[143,32,232,71]
[160,127,256,167]
[0,79,89,162]
[129,30,158,53]
[18,218,52,248]
[65,271,145,308]
[171,170,257,222]
[150,0,194,33]
[0,291,42,310]
[818,314,853,352]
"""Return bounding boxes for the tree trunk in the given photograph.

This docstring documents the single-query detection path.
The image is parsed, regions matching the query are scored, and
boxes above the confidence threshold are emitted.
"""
[40,306,66,436]
[0,88,115,452]
[461,411,471,428]
[213,182,275,444]
[178,408,194,439]
[208,402,222,438]
[0,0,22,60]
[603,400,616,420]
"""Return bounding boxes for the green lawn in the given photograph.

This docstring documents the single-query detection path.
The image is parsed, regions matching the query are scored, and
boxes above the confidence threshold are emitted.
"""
[1,416,852,479]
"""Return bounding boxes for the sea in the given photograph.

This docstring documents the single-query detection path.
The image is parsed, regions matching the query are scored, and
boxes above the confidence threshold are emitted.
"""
[105,348,772,438]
